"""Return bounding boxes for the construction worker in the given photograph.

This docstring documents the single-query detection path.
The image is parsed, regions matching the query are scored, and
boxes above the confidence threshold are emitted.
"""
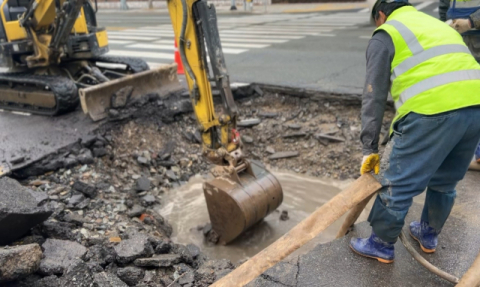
[350,0,480,263]
[447,0,480,61]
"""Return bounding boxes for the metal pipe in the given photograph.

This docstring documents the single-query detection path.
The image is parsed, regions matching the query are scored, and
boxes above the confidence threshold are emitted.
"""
[399,231,460,284]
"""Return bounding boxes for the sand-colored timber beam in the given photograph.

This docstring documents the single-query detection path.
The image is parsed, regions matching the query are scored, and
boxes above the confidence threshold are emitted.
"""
[456,251,480,287]
[336,193,375,239]
[211,174,382,287]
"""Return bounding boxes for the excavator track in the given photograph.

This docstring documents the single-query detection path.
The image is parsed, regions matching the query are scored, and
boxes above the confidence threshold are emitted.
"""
[0,56,149,116]
[0,72,78,116]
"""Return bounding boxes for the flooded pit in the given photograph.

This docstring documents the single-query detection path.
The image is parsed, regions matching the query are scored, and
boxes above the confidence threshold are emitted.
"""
[159,170,365,264]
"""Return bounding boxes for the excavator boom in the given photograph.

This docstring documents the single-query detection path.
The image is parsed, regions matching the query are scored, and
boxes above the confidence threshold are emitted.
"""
[167,0,283,244]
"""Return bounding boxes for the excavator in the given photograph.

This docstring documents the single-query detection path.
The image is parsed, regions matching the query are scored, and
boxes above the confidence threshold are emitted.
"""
[166,0,284,243]
[0,0,282,244]
[0,0,178,117]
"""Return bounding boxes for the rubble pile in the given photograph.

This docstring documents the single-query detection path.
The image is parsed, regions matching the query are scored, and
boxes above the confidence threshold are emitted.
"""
[0,91,394,286]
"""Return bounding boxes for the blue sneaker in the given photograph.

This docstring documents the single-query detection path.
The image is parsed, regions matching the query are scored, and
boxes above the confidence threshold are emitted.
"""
[409,221,438,253]
[350,232,395,263]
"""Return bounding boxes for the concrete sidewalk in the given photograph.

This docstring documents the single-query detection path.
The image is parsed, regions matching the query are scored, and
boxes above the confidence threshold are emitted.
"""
[247,171,480,286]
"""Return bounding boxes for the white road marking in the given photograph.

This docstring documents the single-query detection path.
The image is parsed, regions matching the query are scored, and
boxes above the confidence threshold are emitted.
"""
[108,50,173,60]
[126,43,248,54]
[106,40,133,45]
[358,8,369,13]
[107,35,159,41]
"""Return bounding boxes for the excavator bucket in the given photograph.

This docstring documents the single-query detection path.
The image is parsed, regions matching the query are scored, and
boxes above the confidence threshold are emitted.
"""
[203,160,283,244]
[79,64,183,121]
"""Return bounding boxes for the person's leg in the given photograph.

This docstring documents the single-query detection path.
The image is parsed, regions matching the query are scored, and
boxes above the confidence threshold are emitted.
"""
[438,0,449,21]
[410,107,480,252]
[351,110,473,262]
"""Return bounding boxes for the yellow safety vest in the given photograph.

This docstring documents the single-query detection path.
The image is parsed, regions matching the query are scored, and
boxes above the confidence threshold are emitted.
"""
[375,6,480,132]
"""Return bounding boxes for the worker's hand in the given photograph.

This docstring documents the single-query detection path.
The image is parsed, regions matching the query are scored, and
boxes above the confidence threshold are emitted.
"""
[360,154,380,175]
[450,19,472,34]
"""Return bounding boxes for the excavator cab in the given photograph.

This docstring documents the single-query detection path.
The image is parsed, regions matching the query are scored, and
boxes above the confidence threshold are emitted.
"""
[167,0,283,244]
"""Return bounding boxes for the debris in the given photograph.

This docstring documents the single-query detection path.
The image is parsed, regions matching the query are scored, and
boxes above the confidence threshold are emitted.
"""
[114,234,154,264]
[313,133,345,143]
[39,239,87,275]
[72,181,98,198]
[268,151,300,160]
[282,132,307,138]
[280,210,289,221]
[134,254,181,268]
[135,177,151,192]
[92,147,107,158]
[117,267,145,286]
[266,146,276,154]
[242,135,254,144]
[0,177,52,245]
[58,261,95,286]
[237,118,261,127]
[94,272,129,287]
[109,237,122,243]
[285,123,302,130]
[258,111,279,118]
[0,244,42,283]
[127,205,145,218]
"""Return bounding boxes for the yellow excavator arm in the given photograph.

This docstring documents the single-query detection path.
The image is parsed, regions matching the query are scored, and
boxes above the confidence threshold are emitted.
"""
[167,0,283,244]
[168,0,238,165]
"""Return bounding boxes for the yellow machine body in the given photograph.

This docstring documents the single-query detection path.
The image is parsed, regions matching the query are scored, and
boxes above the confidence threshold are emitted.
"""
[167,0,283,244]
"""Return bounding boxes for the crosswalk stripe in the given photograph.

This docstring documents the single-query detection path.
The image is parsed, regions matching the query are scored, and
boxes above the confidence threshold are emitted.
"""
[219,37,288,43]
[149,40,269,49]
[237,27,333,33]
[221,29,319,36]
[414,1,434,10]
[219,33,304,39]
[108,31,174,37]
[126,43,248,54]
[230,26,332,35]
[108,50,173,60]
[107,40,133,45]
[107,35,159,41]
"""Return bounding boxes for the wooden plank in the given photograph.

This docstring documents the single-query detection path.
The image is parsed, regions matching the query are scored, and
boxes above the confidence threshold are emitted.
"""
[456,251,480,287]
[211,174,382,287]
[335,193,375,238]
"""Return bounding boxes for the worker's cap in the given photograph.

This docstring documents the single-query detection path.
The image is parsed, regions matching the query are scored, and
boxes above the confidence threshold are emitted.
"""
[370,0,409,22]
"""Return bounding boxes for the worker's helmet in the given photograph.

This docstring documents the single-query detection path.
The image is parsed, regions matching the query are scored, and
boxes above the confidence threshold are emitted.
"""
[368,0,409,25]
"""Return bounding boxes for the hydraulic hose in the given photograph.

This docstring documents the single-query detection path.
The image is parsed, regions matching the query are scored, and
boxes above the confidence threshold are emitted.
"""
[399,231,460,284]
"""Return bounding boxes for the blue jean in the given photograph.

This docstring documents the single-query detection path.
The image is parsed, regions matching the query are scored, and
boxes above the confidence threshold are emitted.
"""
[368,107,480,242]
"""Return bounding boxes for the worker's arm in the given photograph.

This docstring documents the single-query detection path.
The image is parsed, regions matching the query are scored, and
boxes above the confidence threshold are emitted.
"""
[360,31,394,156]
[470,9,480,28]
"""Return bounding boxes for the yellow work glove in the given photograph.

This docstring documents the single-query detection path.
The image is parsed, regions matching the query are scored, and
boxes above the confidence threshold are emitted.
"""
[361,154,380,175]
[450,19,472,34]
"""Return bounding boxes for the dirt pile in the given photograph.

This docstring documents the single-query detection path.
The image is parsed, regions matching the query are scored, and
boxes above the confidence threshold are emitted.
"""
[1,90,394,286]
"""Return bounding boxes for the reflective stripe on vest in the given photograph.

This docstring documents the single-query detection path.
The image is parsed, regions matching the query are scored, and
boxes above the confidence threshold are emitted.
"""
[387,20,472,81]
[395,69,480,109]
[383,19,479,109]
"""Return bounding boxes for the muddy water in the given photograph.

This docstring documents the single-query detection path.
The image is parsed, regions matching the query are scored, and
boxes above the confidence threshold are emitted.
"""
[159,171,359,264]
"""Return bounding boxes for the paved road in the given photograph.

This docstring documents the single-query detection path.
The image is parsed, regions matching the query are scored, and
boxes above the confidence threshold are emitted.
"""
[97,2,439,94]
